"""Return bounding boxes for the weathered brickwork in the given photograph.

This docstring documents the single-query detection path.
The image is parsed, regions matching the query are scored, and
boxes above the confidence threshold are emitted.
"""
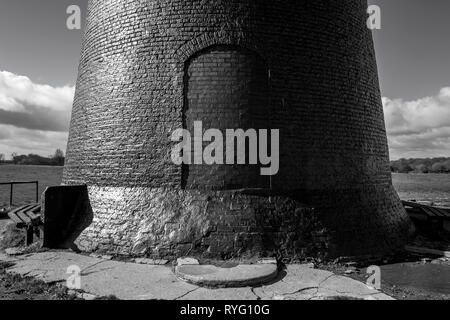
[184,46,270,189]
[75,187,327,260]
[64,0,414,259]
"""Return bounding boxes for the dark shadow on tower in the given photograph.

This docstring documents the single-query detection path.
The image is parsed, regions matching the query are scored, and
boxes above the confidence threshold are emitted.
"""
[182,45,271,190]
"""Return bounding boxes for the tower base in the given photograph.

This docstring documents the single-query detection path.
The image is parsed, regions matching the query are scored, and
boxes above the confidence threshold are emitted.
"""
[68,186,413,260]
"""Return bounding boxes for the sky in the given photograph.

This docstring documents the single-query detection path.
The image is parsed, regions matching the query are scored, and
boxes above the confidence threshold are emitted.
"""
[0,0,449,160]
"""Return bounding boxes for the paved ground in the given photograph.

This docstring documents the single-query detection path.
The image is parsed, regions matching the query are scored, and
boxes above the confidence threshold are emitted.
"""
[0,251,393,300]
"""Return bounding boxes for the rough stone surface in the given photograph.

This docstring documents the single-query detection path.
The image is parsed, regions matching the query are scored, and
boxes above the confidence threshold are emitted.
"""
[175,264,278,288]
[135,258,168,265]
[73,188,325,260]
[1,252,393,300]
[5,248,25,256]
[63,0,413,258]
[258,258,277,265]
[0,253,19,263]
[177,257,200,266]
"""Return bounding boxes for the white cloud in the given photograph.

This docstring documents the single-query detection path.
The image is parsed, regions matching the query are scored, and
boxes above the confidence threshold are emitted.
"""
[0,71,74,131]
[0,71,74,112]
[0,71,74,158]
[383,87,450,159]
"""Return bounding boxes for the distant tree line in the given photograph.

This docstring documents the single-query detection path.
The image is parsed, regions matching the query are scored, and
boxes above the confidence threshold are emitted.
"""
[0,149,65,166]
[390,157,450,174]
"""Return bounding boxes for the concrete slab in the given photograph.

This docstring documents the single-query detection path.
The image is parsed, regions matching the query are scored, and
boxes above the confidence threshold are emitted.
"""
[0,253,19,263]
[0,251,393,300]
[79,260,198,300]
[6,251,104,284]
[175,264,278,288]
[253,264,392,300]
[178,287,258,300]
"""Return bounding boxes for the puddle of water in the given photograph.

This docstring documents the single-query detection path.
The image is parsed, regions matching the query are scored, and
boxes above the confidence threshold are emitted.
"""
[380,263,450,295]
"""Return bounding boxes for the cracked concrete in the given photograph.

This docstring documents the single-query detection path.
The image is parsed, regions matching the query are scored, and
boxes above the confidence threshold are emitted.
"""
[1,251,393,300]
[252,265,394,300]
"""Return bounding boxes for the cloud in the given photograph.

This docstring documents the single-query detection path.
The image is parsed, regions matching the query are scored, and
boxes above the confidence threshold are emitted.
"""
[0,71,74,158]
[0,71,74,131]
[383,87,450,160]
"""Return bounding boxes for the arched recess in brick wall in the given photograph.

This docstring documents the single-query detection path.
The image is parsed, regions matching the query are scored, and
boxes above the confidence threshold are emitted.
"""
[182,45,271,190]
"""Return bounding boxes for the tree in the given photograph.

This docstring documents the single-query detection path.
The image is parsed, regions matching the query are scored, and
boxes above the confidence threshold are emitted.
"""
[431,162,450,173]
[11,153,19,164]
[54,149,64,159]
[398,163,414,173]
[52,149,65,166]
[414,164,428,173]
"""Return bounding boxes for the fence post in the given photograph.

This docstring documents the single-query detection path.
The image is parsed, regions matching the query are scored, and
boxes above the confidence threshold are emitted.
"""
[10,183,13,206]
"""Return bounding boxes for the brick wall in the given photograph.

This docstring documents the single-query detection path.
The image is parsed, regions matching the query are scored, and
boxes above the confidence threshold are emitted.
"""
[183,45,270,190]
[63,0,413,259]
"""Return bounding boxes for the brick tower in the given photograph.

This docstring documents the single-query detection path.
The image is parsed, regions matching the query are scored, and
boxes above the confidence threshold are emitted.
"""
[63,0,413,259]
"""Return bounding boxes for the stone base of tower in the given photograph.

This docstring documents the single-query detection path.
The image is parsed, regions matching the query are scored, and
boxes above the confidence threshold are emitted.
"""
[73,187,328,260]
[295,184,415,258]
[70,185,413,260]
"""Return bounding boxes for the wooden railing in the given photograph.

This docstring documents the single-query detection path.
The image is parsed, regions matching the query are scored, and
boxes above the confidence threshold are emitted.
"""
[0,181,39,206]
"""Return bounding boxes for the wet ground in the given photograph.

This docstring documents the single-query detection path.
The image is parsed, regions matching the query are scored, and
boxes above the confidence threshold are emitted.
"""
[381,261,450,296]
[320,254,450,300]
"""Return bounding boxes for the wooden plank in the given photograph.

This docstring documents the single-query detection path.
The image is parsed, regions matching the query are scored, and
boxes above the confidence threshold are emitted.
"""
[25,205,41,221]
[402,200,450,218]
[402,200,422,208]
[434,207,450,219]
[30,204,41,213]
[428,207,445,218]
[17,204,36,218]
[7,203,41,227]
[421,207,437,218]
[8,204,33,223]
[420,205,442,217]
[438,207,450,214]
[8,212,23,224]
[405,246,450,258]
[26,212,40,222]
[8,206,26,215]
[16,210,32,225]
[16,204,36,214]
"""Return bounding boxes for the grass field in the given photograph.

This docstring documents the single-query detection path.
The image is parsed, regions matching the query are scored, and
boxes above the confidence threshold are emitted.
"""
[392,173,450,207]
